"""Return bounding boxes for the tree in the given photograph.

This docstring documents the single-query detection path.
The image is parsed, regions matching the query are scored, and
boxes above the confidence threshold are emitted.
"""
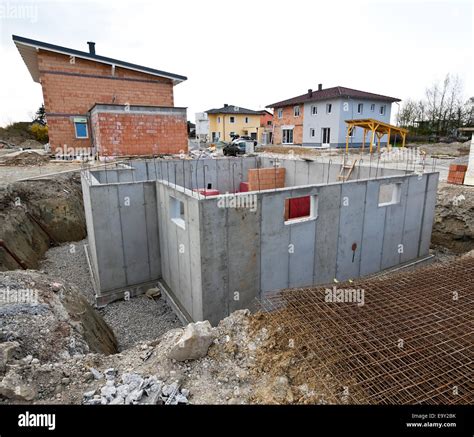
[33,104,47,126]
[397,74,470,136]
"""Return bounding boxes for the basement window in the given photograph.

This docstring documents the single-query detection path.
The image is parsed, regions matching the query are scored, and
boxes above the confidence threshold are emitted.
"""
[284,195,318,224]
[74,118,88,139]
[170,196,185,229]
[378,183,401,207]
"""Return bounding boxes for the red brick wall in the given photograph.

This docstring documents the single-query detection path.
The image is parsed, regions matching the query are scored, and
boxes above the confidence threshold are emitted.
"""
[91,111,188,156]
[272,105,304,145]
[37,50,176,151]
[247,167,285,191]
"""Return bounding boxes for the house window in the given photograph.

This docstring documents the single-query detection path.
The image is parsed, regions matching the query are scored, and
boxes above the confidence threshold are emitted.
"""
[310,128,315,138]
[267,120,272,126]
[230,131,236,137]
[74,118,88,139]
[282,128,293,144]
[370,104,375,111]
[230,116,235,123]
[170,196,185,229]
[277,108,283,119]
[380,105,386,115]
[245,117,249,124]
[311,105,317,115]
[378,183,401,207]
[357,103,363,114]
[326,103,332,114]
[217,116,221,123]
[284,195,318,224]
[294,106,300,117]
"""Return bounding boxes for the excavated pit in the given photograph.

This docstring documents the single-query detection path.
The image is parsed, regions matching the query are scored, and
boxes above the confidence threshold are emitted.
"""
[0,174,86,270]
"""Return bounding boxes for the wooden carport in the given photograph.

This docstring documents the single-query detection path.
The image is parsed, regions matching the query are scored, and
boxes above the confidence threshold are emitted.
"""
[345,118,408,153]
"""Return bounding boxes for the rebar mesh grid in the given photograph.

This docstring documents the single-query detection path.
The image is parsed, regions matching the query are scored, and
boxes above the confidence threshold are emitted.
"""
[258,257,474,405]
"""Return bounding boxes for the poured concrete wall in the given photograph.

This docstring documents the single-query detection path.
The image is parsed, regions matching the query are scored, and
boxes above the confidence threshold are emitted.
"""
[81,171,161,305]
[195,172,439,323]
[156,182,203,321]
[82,157,439,325]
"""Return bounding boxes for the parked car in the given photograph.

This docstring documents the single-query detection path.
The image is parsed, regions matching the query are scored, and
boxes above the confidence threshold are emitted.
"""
[223,141,246,156]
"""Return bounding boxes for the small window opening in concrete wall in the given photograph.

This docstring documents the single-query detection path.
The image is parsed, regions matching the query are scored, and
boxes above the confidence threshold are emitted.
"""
[378,183,401,207]
[284,195,318,224]
[170,196,185,229]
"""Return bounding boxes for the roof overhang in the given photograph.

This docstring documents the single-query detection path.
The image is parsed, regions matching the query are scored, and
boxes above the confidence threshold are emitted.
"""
[13,35,187,85]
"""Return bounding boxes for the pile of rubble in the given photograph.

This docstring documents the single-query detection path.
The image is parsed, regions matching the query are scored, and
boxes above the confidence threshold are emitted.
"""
[83,370,189,405]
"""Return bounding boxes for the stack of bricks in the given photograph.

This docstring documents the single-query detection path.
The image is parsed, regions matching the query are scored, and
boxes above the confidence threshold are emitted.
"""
[447,164,468,185]
[247,167,286,191]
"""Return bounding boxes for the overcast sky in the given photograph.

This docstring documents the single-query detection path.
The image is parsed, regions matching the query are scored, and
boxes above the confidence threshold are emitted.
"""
[0,0,472,126]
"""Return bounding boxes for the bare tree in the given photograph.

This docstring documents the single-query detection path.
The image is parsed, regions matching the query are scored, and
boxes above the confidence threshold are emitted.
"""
[398,74,470,136]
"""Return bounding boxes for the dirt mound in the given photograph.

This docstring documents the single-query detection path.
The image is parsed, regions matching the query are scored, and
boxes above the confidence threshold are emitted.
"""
[0,174,86,270]
[19,140,45,150]
[432,183,474,253]
[0,151,50,167]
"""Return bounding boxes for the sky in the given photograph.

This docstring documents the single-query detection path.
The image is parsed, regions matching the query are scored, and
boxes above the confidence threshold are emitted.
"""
[0,0,472,126]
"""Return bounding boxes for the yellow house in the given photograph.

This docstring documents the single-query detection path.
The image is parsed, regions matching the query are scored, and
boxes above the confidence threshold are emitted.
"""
[206,104,266,143]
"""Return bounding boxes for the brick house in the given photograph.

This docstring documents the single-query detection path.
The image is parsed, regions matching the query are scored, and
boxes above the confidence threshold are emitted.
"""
[267,84,400,148]
[13,35,188,157]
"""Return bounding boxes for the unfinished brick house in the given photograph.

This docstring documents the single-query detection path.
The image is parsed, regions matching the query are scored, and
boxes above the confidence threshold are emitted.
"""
[13,35,188,157]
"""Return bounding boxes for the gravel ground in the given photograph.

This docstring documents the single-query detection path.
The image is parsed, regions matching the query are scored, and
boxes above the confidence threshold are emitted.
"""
[39,239,182,350]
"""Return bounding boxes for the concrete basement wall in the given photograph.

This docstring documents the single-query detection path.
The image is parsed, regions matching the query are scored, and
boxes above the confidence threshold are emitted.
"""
[82,158,438,325]
[81,171,161,305]
[194,172,439,323]
[156,182,203,321]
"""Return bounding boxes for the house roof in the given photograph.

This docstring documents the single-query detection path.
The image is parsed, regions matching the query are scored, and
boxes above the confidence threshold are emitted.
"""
[206,105,265,115]
[267,86,400,108]
[12,35,187,85]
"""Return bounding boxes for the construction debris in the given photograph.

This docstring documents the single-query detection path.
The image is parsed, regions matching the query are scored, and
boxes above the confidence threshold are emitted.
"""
[168,321,216,361]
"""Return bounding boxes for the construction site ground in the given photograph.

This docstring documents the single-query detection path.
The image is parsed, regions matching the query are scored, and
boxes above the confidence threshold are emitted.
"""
[0,145,473,405]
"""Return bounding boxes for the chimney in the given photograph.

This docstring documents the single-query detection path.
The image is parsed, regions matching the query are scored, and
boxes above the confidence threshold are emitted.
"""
[308,89,313,97]
[224,103,228,107]
[318,83,323,91]
[87,41,96,55]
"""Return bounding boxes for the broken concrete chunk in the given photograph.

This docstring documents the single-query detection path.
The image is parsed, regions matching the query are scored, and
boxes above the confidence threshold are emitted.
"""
[145,287,161,299]
[161,382,179,397]
[100,384,117,401]
[0,370,36,401]
[0,341,20,371]
[125,389,144,404]
[83,390,96,399]
[109,395,125,405]
[90,367,103,380]
[167,321,215,361]
[175,393,189,404]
